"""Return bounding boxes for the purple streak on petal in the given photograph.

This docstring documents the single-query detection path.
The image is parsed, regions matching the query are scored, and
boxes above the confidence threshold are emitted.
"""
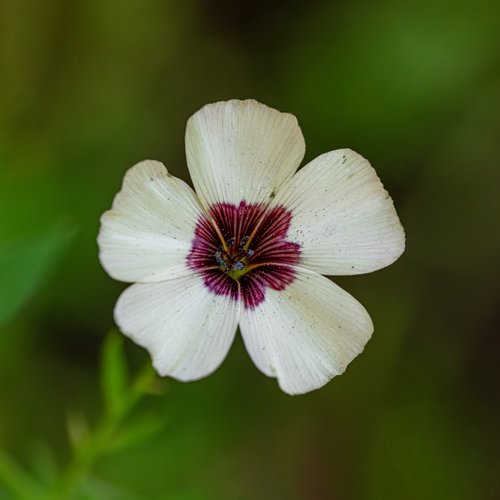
[202,268,239,299]
[209,201,265,246]
[248,205,301,267]
[187,212,219,270]
[239,265,297,309]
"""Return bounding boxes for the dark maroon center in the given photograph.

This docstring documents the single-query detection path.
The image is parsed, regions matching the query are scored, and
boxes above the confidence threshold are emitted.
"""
[187,201,301,309]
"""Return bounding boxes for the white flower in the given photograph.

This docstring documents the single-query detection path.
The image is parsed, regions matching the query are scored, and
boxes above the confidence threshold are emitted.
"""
[97,99,405,395]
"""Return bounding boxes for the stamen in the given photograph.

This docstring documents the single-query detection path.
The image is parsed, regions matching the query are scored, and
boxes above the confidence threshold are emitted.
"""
[215,251,225,268]
[214,234,255,278]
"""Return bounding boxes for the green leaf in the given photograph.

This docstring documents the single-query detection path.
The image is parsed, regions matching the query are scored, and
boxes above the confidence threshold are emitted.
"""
[107,413,166,454]
[0,447,46,500]
[100,331,129,416]
[0,219,75,331]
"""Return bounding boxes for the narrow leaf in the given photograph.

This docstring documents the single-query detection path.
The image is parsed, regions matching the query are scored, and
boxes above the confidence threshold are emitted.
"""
[107,413,166,454]
[0,219,75,330]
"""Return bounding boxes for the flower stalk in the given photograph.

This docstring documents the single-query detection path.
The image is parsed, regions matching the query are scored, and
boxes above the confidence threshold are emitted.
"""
[48,362,156,500]
[0,332,159,500]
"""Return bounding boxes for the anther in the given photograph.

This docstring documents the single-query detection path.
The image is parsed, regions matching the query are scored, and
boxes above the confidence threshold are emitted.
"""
[215,251,225,268]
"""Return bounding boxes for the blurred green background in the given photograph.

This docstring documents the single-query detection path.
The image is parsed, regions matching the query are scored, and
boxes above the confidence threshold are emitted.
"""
[1,0,499,498]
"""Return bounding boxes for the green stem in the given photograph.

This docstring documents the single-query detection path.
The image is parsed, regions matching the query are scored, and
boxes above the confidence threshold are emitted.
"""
[47,362,156,500]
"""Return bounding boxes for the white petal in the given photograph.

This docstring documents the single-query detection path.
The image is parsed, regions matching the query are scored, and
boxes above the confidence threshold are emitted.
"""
[98,160,205,283]
[114,273,240,381]
[185,99,305,208]
[273,149,405,275]
[239,267,373,395]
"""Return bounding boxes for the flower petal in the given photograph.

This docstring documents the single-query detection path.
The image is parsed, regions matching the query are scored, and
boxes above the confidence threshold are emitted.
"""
[273,149,405,275]
[98,160,205,283]
[185,99,305,208]
[114,273,240,381]
[239,266,373,395]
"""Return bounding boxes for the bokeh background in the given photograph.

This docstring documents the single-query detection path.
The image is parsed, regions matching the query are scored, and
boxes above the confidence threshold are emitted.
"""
[1,0,500,499]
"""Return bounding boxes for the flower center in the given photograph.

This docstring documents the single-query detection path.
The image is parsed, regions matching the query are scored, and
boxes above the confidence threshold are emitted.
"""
[214,236,255,280]
[187,201,301,309]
